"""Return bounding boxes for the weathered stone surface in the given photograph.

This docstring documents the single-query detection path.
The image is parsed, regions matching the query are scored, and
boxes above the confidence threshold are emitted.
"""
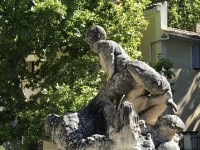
[158,115,185,132]
[158,140,180,150]
[45,109,108,150]
[145,115,184,148]
[45,25,185,149]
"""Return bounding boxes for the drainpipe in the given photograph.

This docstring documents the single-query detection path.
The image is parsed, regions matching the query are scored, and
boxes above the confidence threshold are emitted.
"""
[149,33,169,63]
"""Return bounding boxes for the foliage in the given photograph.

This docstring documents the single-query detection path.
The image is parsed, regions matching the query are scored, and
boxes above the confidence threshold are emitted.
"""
[153,54,175,79]
[153,54,176,94]
[150,0,200,31]
[0,142,27,150]
[0,0,68,144]
[0,146,5,150]
[0,0,150,144]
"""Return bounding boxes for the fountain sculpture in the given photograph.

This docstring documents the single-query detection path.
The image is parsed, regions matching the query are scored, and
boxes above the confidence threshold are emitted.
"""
[45,26,185,150]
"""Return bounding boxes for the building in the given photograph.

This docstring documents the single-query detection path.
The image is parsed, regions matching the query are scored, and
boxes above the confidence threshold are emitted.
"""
[140,2,200,149]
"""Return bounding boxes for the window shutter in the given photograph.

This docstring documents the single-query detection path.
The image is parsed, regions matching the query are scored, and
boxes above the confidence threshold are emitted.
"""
[192,45,200,69]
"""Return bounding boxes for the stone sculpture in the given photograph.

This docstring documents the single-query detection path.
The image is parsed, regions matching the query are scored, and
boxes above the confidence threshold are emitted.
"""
[45,25,184,150]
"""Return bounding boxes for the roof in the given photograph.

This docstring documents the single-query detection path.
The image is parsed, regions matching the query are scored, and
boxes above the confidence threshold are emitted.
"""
[165,27,200,43]
[146,2,167,10]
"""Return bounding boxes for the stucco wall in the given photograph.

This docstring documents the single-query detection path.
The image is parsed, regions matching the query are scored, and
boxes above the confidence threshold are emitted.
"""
[166,39,192,69]
[171,69,200,132]
[140,10,163,63]
[140,15,156,61]
[165,39,200,132]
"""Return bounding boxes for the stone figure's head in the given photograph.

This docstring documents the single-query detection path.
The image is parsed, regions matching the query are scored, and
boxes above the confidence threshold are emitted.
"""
[156,115,185,138]
[84,25,106,45]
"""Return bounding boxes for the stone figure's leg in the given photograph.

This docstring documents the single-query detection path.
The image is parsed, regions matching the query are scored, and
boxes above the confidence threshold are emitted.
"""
[125,90,178,125]
[123,86,149,113]
[127,61,177,113]
[127,91,177,125]
[133,95,168,125]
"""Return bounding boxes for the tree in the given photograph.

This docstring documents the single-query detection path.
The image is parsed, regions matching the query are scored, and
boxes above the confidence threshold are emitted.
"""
[150,0,200,31]
[0,0,68,145]
[0,0,149,145]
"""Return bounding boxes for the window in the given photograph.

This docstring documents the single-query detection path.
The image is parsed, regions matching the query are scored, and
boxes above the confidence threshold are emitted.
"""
[27,61,35,72]
[25,54,39,72]
[192,45,200,69]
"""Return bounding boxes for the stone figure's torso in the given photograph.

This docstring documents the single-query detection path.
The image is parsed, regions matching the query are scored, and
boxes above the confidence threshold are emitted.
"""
[93,40,130,74]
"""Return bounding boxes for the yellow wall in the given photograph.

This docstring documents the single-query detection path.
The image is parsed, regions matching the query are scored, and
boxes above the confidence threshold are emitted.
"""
[140,9,164,64]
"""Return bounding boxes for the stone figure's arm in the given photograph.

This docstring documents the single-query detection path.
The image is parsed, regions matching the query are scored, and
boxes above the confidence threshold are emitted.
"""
[94,42,115,79]
[99,52,115,79]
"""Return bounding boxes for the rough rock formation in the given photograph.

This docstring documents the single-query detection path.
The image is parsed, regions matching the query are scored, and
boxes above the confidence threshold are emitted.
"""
[45,101,156,150]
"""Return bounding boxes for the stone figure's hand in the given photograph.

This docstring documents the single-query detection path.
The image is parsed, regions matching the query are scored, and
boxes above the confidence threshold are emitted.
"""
[167,99,178,114]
